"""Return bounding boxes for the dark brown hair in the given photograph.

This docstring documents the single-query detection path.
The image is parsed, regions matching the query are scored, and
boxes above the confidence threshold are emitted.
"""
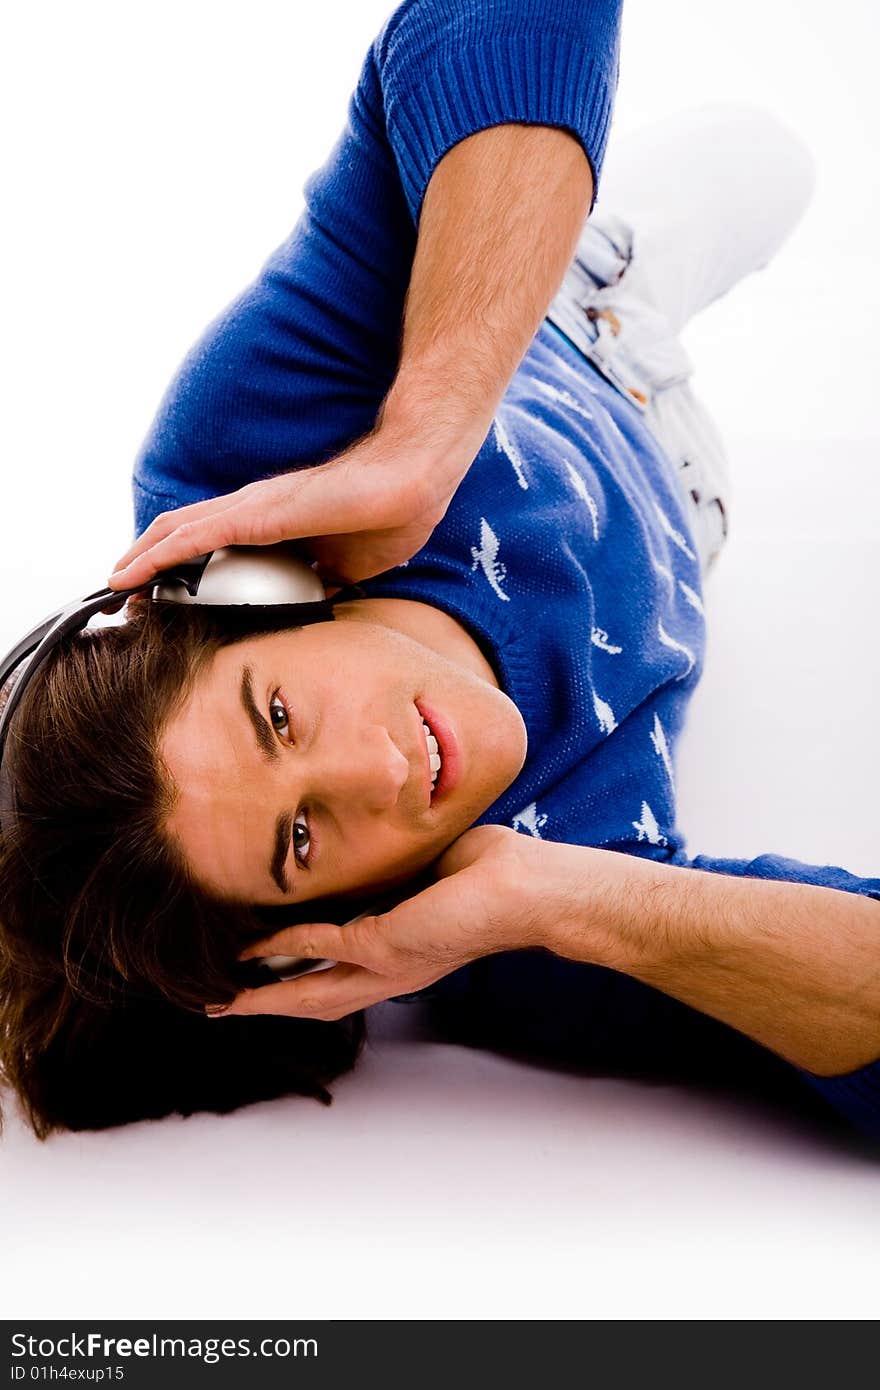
[0,600,366,1138]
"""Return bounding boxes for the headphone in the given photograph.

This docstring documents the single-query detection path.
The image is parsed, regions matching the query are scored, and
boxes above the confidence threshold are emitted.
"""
[0,545,354,987]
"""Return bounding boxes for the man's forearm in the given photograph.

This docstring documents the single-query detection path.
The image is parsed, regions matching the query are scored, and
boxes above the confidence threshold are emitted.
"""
[524,842,880,1076]
[377,123,593,483]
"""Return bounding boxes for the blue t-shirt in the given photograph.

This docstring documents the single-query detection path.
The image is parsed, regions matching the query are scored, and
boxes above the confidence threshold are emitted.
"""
[362,319,705,863]
[131,0,880,1139]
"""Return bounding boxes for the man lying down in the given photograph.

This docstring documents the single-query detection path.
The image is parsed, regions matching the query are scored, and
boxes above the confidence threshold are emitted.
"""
[1,0,878,1142]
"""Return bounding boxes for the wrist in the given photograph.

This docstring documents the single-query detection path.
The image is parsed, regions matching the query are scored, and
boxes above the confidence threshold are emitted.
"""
[501,836,632,970]
[377,366,494,488]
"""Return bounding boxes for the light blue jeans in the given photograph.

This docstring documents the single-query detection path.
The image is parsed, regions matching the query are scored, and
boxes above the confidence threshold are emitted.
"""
[546,105,816,573]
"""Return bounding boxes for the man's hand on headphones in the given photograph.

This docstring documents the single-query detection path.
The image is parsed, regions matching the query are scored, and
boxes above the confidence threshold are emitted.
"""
[203,826,546,1021]
[108,425,477,592]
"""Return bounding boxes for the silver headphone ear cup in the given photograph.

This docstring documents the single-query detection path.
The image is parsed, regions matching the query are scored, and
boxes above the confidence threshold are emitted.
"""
[152,545,327,607]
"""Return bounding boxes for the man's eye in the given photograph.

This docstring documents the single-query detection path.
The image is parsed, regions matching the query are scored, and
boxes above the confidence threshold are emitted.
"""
[292,812,311,868]
[269,692,291,740]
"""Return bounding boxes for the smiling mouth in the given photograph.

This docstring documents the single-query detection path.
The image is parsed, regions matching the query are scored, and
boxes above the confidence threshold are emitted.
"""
[415,700,460,805]
[420,714,443,795]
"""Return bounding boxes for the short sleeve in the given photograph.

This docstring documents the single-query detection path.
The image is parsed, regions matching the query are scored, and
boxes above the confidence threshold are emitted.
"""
[373,0,623,223]
[132,0,623,533]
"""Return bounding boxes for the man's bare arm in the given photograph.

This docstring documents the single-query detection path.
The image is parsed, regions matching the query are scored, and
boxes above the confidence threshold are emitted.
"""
[533,843,880,1077]
[379,122,594,479]
[110,122,593,588]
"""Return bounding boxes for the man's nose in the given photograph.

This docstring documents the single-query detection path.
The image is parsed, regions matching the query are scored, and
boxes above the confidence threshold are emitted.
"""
[315,723,411,811]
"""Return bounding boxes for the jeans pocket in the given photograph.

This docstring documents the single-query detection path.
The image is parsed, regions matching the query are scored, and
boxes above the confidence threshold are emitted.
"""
[549,216,694,409]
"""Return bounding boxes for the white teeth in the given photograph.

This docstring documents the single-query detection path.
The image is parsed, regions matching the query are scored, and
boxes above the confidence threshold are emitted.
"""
[421,717,443,790]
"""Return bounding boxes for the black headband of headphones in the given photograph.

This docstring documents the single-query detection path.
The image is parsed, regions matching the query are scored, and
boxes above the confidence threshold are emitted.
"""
[0,547,347,836]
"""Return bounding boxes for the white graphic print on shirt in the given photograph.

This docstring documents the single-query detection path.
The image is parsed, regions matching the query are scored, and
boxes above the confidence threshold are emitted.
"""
[512,802,548,838]
[678,578,704,616]
[592,689,617,735]
[564,460,600,540]
[650,712,675,793]
[470,518,509,601]
[530,376,594,422]
[653,561,675,592]
[602,411,629,446]
[591,625,622,654]
[632,800,667,846]
[652,499,696,562]
[493,416,529,491]
[657,619,696,679]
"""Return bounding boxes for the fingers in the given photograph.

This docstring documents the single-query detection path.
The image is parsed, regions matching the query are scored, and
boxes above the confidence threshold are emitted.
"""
[107,461,345,589]
[110,492,245,577]
[224,917,402,1019]
[239,919,368,968]
[108,444,434,591]
[108,498,278,591]
[207,962,381,1021]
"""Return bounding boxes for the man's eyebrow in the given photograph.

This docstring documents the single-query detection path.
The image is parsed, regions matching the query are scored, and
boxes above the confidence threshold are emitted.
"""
[239,664,293,896]
[239,665,279,764]
[270,811,293,897]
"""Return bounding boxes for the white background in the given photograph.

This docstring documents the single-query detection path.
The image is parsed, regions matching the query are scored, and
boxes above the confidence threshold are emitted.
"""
[1,0,879,1321]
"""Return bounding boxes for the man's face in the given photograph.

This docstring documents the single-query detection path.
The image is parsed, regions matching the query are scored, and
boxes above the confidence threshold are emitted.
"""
[159,612,527,907]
